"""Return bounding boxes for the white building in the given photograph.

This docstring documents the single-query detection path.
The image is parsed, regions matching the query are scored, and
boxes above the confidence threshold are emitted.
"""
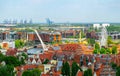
[102,24,110,27]
[1,40,15,49]
[93,24,101,29]
[93,23,110,29]
[44,64,53,74]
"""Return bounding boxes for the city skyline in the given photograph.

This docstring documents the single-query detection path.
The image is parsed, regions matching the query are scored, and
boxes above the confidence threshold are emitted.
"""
[0,0,120,23]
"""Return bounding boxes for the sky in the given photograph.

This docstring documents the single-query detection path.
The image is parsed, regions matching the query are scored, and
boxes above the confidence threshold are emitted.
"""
[0,0,120,23]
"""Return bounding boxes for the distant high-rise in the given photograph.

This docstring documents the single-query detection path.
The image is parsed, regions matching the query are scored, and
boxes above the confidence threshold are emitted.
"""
[29,19,33,24]
[24,20,27,24]
[3,19,7,24]
[8,19,12,24]
[20,19,23,24]
[12,19,17,24]
[46,18,53,25]
[3,19,9,24]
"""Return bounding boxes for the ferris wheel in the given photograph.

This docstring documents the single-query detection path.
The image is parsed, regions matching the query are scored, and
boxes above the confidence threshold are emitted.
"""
[99,26,108,48]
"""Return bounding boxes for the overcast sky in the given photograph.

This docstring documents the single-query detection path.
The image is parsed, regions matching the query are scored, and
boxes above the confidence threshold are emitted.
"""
[0,0,120,23]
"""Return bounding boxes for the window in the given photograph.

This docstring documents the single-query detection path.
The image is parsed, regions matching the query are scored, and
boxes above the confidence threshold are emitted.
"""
[46,68,49,70]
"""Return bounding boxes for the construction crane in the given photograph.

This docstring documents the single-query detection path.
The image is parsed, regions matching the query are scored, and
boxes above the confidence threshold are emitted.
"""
[34,29,48,51]
[28,28,48,52]
[78,31,87,44]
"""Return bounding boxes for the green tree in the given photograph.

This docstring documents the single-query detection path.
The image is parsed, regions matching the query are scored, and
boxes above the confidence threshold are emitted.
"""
[20,57,25,65]
[87,69,92,76]
[111,62,117,69]
[93,42,100,54]
[107,36,113,46]
[84,69,92,76]
[61,62,70,76]
[64,62,70,76]
[106,48,111,54]
[88,38,95,46]
[94,42,100,49]
[31,69,41,76]
[112,46,117,54]
[15,40,24,48]
[22,70,32,76]
[84,70,88,76]
[0,46,2,49]
[0,65,15,76]
[17,53,28,65]
[0,53,5,62]
[93,49,99,54]
[22,69,41,76]
[42,59,49,64]
[116,67,120,76]
[4,56,21,67]
[81,31,86,38]
[71,62,79,76]
[100,48,106,54]
[21,53,28,60]
[61,62,65,76]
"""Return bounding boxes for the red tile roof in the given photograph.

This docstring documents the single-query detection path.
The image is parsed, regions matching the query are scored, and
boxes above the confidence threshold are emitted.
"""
[61,44,79,52]
[6,48,17,56]
[41,74,49,76]
[39,52,53,60]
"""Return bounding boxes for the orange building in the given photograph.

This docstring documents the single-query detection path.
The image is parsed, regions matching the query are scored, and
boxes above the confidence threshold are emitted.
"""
[28,32,61,42]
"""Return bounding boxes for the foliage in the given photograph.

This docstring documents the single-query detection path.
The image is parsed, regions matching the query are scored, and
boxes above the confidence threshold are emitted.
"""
[61,62,65,75]
[0,65,15,76]
[84,69,92,76]
[93,49,99,54]
[71,62,80,76]
[112,46,117,54]
[49,28,55,31]
[100,48,106,54]
[81,31,86,38]
[87,69,93,76]
[64,40,69,44]
[93,42,100,54]
[22,69,41,76]
[0,46,2,49]
[22,70,32,76]
[107,25,120,32]
[116,67,120,76]
[61,61,70,76]
[87,38,95,46]
[21,57,25,64]
[0,53,23,66]
[111,62,117,69]
[106,48,111,54]
[31,69,41,76]
[50,41,62,45]
[21,53,28,60]
[4,56,21,67]
[0,53,5,62]
[94,42,100,49]
[42,59,49,64]
[107,36,113,46]
[15,40,25,48]
[93,47,112,54]
[64,62,70,76]
[17,53,28,65]
[110,62,120,76]
[84,70,88,76]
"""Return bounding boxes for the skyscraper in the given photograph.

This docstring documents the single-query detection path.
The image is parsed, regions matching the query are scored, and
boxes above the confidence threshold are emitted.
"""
[46,18,53,26]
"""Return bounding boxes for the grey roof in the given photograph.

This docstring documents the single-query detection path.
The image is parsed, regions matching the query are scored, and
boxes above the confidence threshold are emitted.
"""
[27,48,43,54]
[52,46,60,51]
